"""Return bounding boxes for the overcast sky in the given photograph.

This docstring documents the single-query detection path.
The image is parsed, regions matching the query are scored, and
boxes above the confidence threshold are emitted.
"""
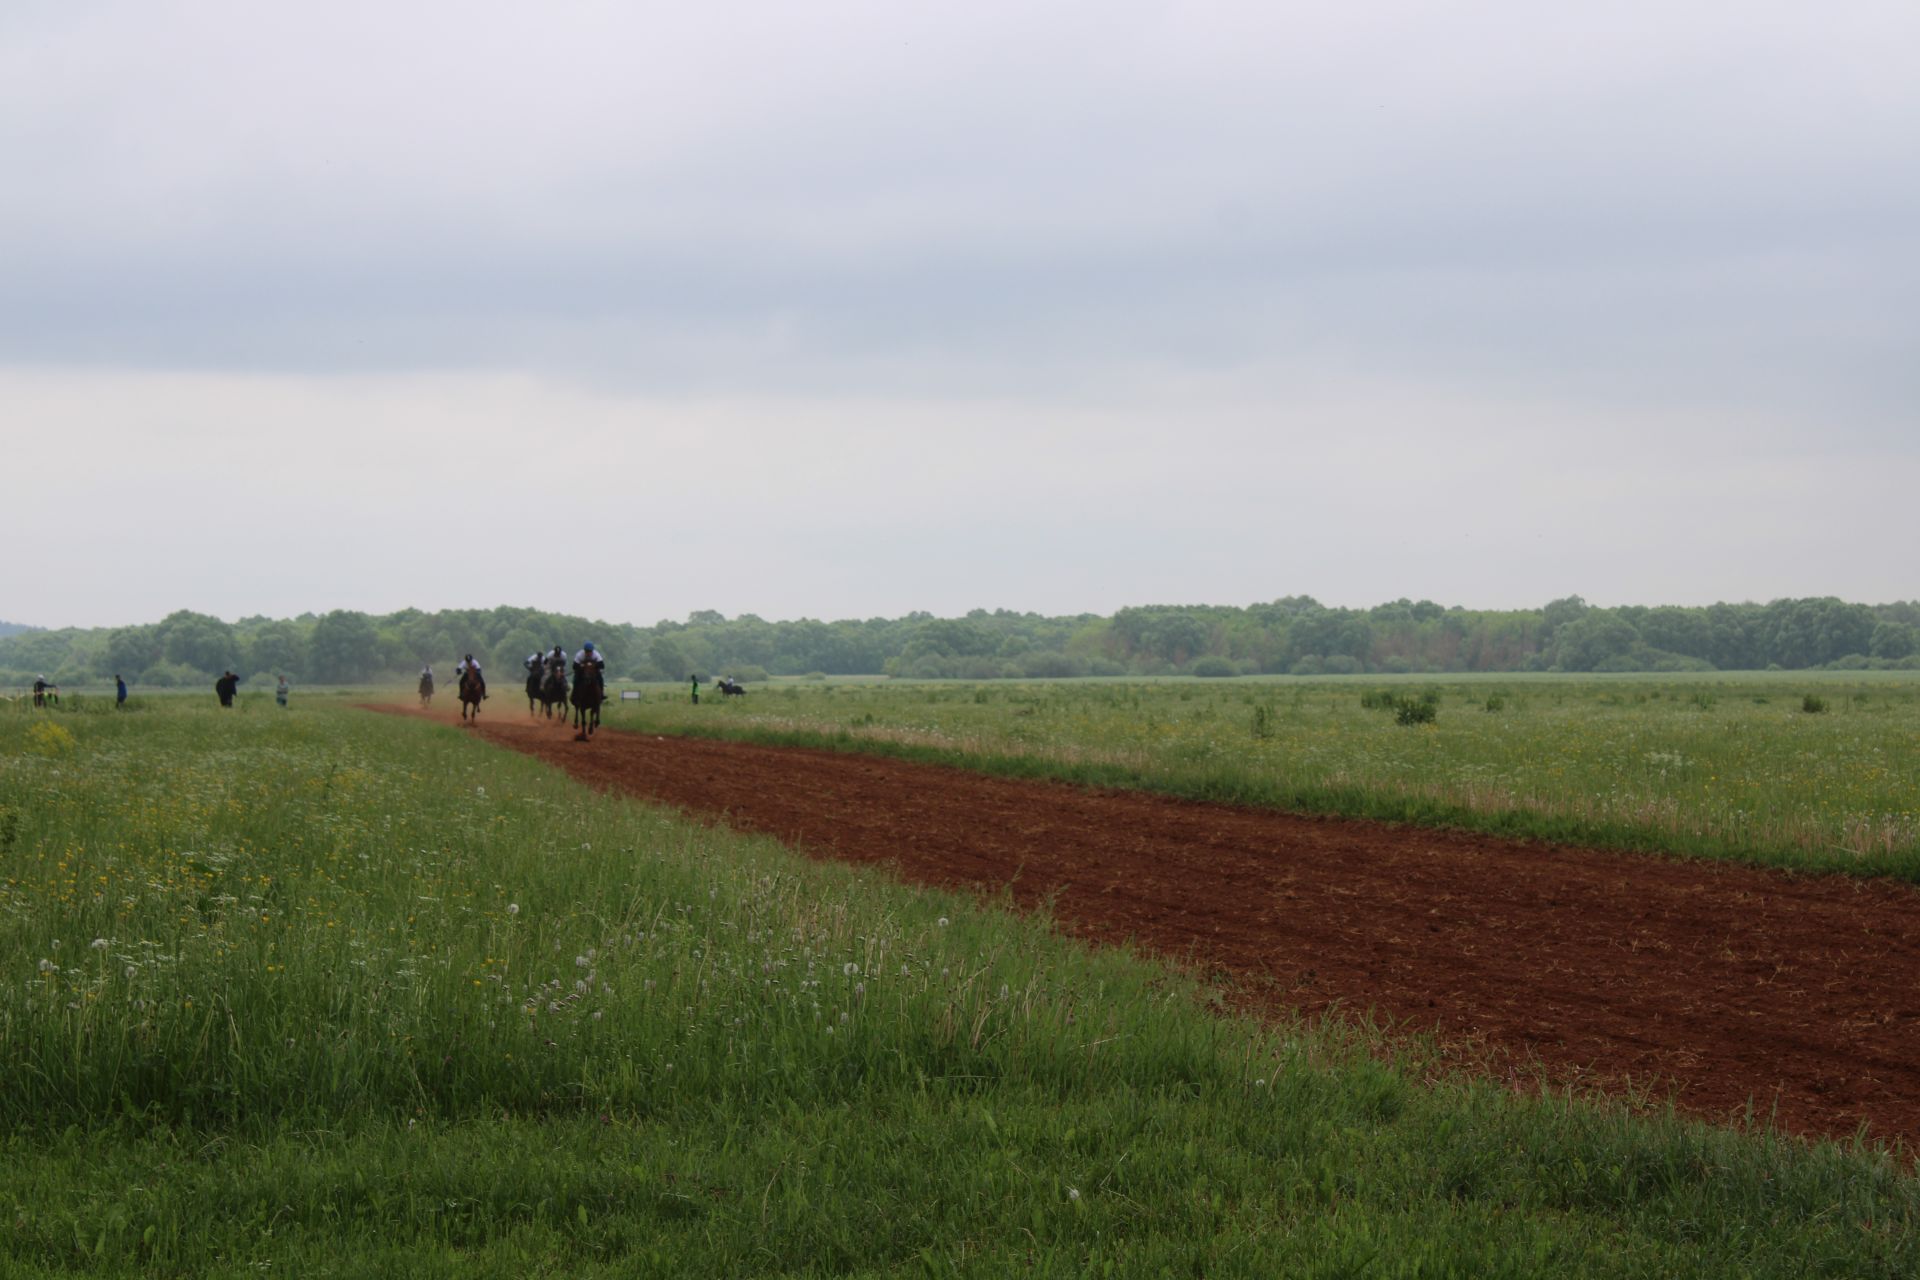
[2,1,1914,630]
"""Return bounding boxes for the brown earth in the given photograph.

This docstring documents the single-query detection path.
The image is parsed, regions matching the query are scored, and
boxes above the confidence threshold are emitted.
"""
[373,702,1920,1147]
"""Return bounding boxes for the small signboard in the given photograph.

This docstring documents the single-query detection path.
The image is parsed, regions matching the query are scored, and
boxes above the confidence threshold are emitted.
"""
[620,690,642,701]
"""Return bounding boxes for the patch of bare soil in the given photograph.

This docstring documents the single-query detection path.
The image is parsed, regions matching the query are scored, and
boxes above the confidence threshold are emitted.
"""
[373,702,1920,1146]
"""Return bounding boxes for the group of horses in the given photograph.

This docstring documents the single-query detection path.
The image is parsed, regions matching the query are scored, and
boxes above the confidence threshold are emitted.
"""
[417,660,604,740]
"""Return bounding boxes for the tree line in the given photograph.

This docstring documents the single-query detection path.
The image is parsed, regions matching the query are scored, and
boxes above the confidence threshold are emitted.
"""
[3,596,1917,689]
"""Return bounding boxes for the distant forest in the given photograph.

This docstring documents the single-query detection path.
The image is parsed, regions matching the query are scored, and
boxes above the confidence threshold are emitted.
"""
[3,596,1918,689]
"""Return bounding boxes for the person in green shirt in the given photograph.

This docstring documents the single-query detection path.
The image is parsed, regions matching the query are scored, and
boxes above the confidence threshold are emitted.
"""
[690,674,700,705]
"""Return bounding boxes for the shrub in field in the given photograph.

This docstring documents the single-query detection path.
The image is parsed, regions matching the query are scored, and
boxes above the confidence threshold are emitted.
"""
[1190,656,1237,678]
[1394,699,1437,726]
[1250,703,1275,739]
[1482,694,1505,713]
[1802,694,1828,714]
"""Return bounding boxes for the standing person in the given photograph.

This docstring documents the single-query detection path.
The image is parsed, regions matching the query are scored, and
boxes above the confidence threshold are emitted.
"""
[115,674,127,708]
[215,671,239,708]
[275,674,290,708]
[690,673,699,705]
[32,675,46,708]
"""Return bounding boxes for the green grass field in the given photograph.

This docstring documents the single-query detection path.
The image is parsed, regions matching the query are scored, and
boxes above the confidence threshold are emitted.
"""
[2,696,1916,1275]
[601,672,1920,880]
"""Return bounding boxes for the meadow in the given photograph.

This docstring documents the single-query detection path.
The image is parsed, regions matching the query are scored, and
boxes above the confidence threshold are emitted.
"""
[1,694,1916,1275]
[605,672,1920,880]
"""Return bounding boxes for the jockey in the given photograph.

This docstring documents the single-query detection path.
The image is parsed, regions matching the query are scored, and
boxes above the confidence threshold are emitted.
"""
[573,642,607,681]
[546,645,568,676]
[454,653,486,695]
[525,652,541,672]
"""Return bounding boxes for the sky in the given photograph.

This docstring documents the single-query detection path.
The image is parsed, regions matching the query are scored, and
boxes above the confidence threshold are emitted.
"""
[2,0,1915,630]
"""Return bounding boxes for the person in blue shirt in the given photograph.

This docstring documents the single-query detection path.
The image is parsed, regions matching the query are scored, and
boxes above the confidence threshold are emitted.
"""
[115,674,127,708]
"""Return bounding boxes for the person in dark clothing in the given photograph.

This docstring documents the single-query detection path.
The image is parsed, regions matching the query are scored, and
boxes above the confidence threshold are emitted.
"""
[115,675,127,708]
[32,676,46,708]
[215,671,239,708]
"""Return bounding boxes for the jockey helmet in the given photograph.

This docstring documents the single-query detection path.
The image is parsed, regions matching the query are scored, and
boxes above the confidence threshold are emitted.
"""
[584,642,595,651]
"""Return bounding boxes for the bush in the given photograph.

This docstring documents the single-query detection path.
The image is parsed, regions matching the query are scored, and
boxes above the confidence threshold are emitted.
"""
[1320,654,1364,676]
[1190,656,1237,678]
[1802,694,1828,714]
[1394,699,1437,726]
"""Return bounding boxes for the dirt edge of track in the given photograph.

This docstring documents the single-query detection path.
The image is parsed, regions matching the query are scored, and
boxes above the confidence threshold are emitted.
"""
[371,701,1920,1149]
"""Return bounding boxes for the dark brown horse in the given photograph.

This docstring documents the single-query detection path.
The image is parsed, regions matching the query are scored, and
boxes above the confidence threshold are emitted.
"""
[525,665,543,715]
[540,665,568,719]
[459,667,486,722]
[418,672,435,708]
[570,661,604,740]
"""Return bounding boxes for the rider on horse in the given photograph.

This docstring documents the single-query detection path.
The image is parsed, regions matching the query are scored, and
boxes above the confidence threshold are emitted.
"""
[572,642,606,682]
[454,653,486,698]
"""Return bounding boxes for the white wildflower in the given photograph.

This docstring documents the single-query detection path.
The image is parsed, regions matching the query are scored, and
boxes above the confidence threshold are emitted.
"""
[1067,1187,1081,1202]
[90,938,109,951]
[507,903,520,916]
[937,917,949,928]
[843,962,859,977]
[37,958,55,973]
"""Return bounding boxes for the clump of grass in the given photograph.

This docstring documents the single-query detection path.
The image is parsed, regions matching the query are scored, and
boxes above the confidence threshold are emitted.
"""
[1802,694,1828,714]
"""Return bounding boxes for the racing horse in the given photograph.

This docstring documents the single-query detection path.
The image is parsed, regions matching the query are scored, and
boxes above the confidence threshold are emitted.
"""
[525,663,543,715]
[570,660,605,740]
[418,671,435,708]
[539,664,568,719]
[458,667,486,722]
[718,677,747,698]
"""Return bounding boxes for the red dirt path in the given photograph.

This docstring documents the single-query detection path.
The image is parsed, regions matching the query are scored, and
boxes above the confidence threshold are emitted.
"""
[376,703,1920,1146]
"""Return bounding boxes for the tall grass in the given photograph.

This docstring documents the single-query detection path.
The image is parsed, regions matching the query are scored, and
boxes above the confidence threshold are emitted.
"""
[604,673,1920,878]
[1,700,1915,1275]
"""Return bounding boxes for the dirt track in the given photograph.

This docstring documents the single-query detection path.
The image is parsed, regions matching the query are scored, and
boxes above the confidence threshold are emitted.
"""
[377,703,1920,1146]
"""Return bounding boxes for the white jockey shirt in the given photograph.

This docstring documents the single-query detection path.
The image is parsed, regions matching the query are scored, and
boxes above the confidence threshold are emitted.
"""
[574,649,604,666]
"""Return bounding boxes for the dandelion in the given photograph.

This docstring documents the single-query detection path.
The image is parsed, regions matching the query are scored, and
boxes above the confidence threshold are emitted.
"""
[1067,1188,1081,1202]
[124,966,137,979]
[838,1011,849,1024]
[843,962,859,976]
[853,982,866,999]
[37,959,54,973]
[90,938,109,951]
[937,917,949,928]
[592,1010,603,1021]
[575,955,590,968]
[507,903,520,916]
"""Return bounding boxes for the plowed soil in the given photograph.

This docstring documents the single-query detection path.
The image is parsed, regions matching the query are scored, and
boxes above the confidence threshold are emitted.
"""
[376,703,1920,1146]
